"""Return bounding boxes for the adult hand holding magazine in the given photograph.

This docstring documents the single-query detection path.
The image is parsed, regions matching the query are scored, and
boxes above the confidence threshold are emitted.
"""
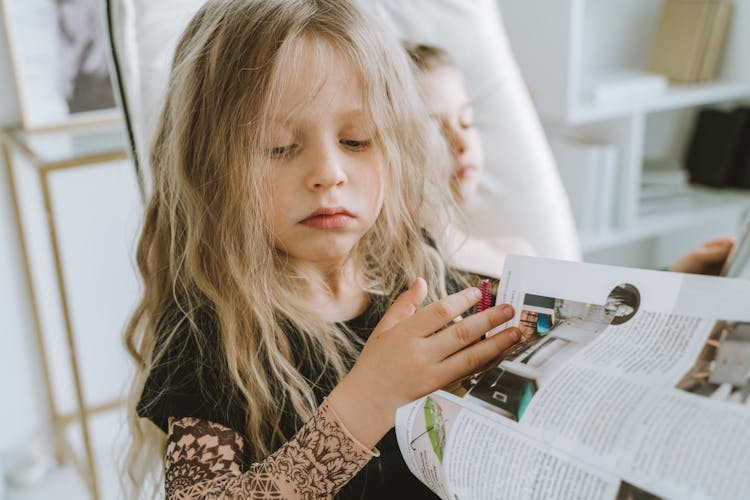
[396,255,750,500]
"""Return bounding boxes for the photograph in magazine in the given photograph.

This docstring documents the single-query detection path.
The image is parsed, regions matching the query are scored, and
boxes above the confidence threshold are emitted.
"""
[676,320,750,405]
[409,395,462,463]
[614,481,662,500]
[448,283,641,420]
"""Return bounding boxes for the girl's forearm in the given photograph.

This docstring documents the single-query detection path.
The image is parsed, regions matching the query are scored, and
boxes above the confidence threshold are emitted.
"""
[165,400,377,499]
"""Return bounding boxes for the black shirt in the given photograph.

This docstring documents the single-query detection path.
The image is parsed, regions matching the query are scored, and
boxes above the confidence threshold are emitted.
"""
[137,272,494,499]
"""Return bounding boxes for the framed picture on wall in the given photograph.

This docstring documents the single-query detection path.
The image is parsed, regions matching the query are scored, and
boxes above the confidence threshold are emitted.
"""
[1,0,120,130]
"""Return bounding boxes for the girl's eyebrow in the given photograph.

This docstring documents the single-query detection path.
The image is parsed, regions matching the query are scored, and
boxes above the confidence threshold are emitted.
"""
[337,108,368,120]
[269,108,368,125]
[428,101,474,120]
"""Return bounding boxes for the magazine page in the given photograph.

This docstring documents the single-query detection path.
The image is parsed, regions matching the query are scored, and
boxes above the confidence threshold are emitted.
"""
[396,256,750,499]
[395,390,621,500]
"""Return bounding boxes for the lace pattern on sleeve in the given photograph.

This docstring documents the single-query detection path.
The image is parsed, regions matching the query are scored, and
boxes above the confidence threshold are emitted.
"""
[165,400,376,499]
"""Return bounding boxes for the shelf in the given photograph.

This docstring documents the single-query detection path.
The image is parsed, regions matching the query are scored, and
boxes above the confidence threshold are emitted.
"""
[570,81,750,124]
[581,186,750,253]
[501,0,750,267]
[2,122,128,169]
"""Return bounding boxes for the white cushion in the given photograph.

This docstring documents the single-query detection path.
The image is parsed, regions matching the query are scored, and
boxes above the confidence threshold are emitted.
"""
[107,0,205,187]
[107,0,581,260]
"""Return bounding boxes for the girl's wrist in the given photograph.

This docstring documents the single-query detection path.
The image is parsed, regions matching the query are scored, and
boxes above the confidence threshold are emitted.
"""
[328,375,395,449]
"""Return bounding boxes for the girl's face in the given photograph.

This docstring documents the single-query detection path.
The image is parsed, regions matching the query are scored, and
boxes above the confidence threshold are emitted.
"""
[419,65,484,205]
[266,40,385,268]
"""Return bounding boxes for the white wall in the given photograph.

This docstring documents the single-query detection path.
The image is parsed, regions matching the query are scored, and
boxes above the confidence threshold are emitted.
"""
[0,12,50,455]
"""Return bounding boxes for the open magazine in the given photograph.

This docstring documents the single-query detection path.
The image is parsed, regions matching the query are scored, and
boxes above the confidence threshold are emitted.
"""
[722,211,750,279]
[395,255,750,500]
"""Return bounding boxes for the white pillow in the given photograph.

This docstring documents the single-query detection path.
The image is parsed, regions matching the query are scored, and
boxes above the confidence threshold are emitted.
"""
[109,0,581,260]
[108,0,205,187]
[359,0,580,260]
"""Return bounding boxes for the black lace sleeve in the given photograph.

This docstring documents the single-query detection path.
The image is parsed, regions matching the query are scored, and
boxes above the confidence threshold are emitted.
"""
[164,400,376,499]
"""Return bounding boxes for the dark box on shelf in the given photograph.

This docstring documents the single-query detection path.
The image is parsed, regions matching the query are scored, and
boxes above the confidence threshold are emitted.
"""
[685,107,750,188]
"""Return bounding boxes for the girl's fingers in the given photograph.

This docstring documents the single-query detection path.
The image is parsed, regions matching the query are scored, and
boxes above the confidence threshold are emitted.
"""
[374,277,428,333]
[702,249,731,263]
[703,239,734,259]
[439,327,522,382]
[401,287,482,337]
[705,237,735,247]
[431,304,516,359]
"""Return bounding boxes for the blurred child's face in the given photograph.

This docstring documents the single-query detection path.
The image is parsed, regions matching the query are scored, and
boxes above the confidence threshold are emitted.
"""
[266,39,385,268]
[419,65,484,205]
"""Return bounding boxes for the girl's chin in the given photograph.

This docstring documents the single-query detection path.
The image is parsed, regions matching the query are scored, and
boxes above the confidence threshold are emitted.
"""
[457,165,478,180]
[456,181,479,205]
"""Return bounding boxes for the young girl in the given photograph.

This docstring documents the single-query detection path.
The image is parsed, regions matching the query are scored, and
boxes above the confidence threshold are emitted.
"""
[124,1,522,499]
[404,42,734,278]
[404,42,535,277]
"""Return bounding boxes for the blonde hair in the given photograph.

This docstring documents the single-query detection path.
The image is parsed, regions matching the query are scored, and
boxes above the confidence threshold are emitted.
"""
[123,0,456,494]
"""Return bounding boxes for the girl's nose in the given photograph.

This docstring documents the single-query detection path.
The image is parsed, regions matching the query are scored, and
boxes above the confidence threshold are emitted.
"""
[305,143,347,190]
[441,120,467,156]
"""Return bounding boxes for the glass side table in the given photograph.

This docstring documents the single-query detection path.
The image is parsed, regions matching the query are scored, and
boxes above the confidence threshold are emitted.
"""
[2,122,137,500]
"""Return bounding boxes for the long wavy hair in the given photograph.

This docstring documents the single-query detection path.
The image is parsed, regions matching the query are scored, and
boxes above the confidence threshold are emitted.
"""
[123,0,456,494]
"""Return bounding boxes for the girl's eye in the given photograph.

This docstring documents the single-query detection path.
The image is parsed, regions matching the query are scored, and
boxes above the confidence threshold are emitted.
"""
[340,139,371,151]
[459,107,475,129]
[459,115,475,129]
[267,144,297,159]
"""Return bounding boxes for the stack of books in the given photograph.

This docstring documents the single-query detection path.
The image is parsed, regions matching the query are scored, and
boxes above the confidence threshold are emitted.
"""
[639,159,692,215]
[551,138,619,235]
[648,0,733,83]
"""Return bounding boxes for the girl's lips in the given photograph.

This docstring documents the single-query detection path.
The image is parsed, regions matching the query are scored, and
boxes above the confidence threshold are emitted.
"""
[300,210,354,229]
[457,165,478,180]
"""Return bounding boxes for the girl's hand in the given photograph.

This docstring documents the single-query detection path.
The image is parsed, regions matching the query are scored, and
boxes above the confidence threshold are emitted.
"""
[669,237,735,275]
[328,278,521,448]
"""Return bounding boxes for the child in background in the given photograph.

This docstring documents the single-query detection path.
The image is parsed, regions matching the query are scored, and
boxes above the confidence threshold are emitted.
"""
[404,42,535,278]
[124,1,522,499]
[404,42,734,277]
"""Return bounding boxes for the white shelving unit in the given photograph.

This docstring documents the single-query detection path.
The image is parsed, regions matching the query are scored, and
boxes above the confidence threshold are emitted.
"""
[498,0,750,268]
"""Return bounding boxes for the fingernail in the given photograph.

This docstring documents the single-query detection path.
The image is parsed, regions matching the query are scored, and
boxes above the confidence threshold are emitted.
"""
[502,305,513,316]
[511,328,521,342]
[470,287,481,299]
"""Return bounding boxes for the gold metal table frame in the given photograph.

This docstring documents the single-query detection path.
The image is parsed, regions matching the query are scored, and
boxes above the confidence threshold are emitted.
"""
[2,123,132,500]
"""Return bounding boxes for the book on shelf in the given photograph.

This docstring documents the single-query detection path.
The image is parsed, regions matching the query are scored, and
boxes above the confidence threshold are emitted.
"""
[684,107,748,188]
[742,151,750,189]
[639,192,698,216]
[729,107,750,189]
[641,158,689,186]
[583,69,667,107]
[396,255,750,500]
[639,184,691,202]
[595,148,618,233]
[551,138,619,235]
[640,159,691,213]
[647,0,733,83]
